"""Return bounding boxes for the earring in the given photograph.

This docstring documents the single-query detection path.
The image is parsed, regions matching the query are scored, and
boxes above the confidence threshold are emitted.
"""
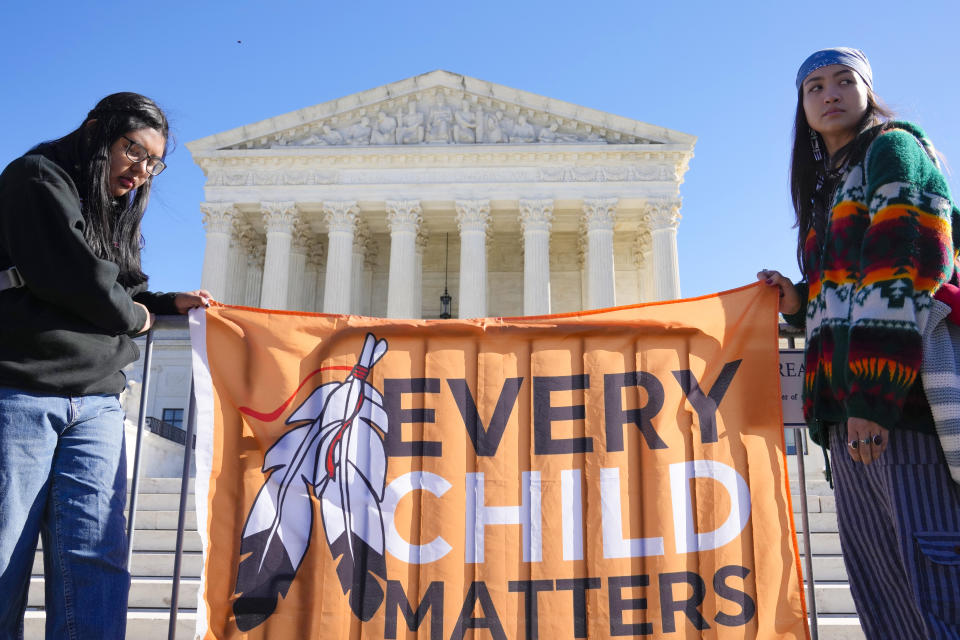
[809,128,823,162]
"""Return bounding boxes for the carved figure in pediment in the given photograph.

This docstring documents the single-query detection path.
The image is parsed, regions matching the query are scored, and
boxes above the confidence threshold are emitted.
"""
[538,121,559,143]
[398,103,425,144]
[497,111,515,141]
[425,95,453,143]
[558,130,585,143]
[452,100,478,144]
[321,125,344,146]
[345,117,372,145]
[481,110,504,143]
[509,115,536,143]
[583,129,605,143]
[371,111,398,145]
[298,131,324,145]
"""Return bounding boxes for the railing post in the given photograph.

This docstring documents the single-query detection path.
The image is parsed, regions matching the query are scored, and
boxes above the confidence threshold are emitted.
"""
[782,325,819,638]
[126,327,155,570]
[794,427,819,639]
[168,380,197,640]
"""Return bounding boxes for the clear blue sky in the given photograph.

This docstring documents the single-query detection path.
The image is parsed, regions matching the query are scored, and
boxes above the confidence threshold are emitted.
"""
[2,0,957,300]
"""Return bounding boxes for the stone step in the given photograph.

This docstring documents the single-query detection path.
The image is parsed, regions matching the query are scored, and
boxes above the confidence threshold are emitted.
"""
[125,529,204,552]
[126,492,195,511]
[23,609,197,640]
[813,614,866,640]
[792,494,837,514]
[813,582,856,615]
[33,550,203,578]
[127,509,198,530]
[793,511,838,533]
[29,576,200,610]
[802,555,847,582]
[36,528,202,553]
[796,532,843,555]
[127,477,196,494]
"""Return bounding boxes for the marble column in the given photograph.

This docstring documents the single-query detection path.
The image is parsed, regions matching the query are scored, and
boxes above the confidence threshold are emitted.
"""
[519,198,554,316]
[350,222,370,315]
[577,229,588,309]
[361,241,377,317]
[633,229,655,303]
[455,199,491,318]
[242,236,265,308]
[287,218,310,311]
[225,219,252,305]
[322,201,358,315]
[647,200,682,301]
[415,229,429,319]
[582,198,618,309]
[259,201,297,310]
[303,238,324,313]
[386,200,422,318]
[199,202,235,301]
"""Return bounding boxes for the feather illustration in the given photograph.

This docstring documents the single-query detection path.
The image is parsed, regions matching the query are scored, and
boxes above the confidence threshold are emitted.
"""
[232,333,390,630]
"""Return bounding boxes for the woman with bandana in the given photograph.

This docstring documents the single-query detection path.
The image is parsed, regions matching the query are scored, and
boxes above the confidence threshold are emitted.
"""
[760,48,960,638]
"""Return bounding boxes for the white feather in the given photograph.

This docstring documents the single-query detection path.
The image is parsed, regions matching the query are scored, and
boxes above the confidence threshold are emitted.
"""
[286,382,339,424]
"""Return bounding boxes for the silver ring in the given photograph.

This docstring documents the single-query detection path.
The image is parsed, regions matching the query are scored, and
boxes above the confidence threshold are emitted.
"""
[848,439,859,450]
[860,437,872,446]
[873,434,883,446]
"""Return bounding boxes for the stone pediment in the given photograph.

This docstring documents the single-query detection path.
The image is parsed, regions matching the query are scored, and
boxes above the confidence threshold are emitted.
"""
[187,71,695,154]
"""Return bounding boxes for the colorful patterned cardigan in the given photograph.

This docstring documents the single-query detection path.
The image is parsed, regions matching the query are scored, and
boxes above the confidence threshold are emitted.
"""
[783,122,960,447]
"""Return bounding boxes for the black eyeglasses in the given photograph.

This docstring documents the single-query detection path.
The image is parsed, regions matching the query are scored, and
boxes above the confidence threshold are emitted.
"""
[122,135,166,176]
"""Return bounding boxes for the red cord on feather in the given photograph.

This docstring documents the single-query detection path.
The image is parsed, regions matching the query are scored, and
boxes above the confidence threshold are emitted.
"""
[351,365,369,380]
[326,393,366,478]
[238,365,354,421]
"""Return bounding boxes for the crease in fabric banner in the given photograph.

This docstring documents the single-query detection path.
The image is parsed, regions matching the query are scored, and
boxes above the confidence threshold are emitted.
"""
[188,282,808,639]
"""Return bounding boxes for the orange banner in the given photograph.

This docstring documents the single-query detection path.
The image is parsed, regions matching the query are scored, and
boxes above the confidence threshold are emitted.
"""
[188,282,808,639]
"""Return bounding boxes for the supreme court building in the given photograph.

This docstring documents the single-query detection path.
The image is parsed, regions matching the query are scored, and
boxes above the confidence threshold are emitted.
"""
[187,71,695,317]
[124,71,698,476]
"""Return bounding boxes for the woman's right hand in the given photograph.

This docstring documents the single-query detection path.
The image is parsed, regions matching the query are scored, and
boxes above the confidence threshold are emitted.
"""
[134,302,155,334]
[757,269,801,315]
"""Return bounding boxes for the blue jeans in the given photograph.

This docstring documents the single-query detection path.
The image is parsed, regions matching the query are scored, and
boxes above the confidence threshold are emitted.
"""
[0,386,129,640]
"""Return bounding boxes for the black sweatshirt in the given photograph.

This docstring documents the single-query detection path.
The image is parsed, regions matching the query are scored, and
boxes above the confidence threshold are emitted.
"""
[0,145,178,395]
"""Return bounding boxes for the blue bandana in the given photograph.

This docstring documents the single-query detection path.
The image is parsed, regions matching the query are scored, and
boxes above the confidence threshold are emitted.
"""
[795,47,873,91]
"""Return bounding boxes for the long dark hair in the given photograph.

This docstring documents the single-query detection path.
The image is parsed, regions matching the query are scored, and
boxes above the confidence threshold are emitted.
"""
[790,89,893,275]
[33,92,169,286]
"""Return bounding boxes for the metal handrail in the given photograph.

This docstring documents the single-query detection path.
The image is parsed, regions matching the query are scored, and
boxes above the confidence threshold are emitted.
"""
[146,417,185,444]
[122,316,822,639]
[168,379,197,640]
[125,324,154,570]
[782,323,818,640]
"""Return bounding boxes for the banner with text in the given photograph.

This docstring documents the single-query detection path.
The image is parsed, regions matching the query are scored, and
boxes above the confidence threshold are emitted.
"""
[188,282,808,639]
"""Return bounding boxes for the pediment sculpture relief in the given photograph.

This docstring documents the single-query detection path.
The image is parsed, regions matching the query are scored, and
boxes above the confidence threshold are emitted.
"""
[261,92,652,149]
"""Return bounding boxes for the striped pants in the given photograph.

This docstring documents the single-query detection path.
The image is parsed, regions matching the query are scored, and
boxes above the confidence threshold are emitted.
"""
[830,424,960,639]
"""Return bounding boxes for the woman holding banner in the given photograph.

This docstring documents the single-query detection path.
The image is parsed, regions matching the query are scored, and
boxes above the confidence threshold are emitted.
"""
[0,93,211,639]
[759,48,960,638]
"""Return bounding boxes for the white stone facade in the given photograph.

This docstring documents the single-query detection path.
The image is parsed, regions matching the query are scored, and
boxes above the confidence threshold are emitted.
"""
[186,71,695,317]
